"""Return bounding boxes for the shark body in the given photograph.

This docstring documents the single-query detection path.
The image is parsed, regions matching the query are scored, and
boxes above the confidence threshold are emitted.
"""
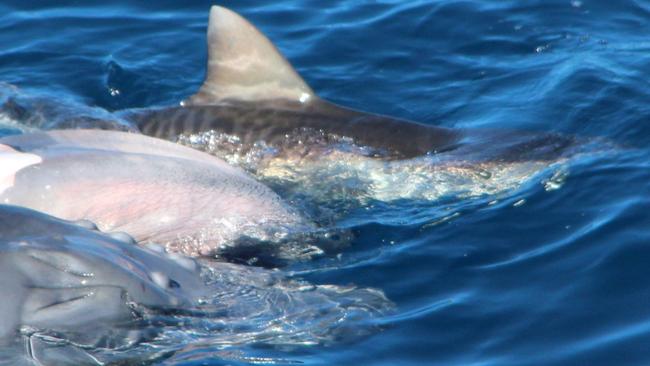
[127,6,461,160]
[121,6,580,207]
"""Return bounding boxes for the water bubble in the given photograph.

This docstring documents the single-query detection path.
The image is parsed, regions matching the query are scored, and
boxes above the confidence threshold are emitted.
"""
[475,168,492,179]
[543,168,568,191]
[422,212,461,228]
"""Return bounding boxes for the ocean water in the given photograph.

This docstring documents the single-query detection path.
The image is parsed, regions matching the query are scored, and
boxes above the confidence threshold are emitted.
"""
[1,0,649,365]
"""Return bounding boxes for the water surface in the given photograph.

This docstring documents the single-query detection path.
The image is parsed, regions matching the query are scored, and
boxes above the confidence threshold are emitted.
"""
[1,1,649,365]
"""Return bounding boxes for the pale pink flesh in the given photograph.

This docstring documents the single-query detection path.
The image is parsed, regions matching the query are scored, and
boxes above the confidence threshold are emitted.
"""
[0,144,42,195]
[0,130,310,256]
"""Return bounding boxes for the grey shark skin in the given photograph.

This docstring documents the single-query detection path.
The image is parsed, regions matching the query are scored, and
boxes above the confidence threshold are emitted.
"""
[133,98,461,160]
[0,129,319,260]
[127,6,573,161]
[0,204,207,363]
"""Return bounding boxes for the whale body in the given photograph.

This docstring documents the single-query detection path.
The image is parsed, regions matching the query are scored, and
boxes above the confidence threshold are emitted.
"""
[0,205,393,365]
[0,129,317,259]
[0,204,207,363]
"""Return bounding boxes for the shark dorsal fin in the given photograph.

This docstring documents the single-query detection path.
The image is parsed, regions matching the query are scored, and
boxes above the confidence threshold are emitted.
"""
[183,6,315,106]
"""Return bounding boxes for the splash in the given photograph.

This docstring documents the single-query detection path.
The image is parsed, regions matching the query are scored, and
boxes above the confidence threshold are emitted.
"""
[177,128,576,218]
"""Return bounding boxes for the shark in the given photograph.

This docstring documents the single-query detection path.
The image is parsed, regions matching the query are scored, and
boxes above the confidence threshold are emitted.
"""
[118,5,581,207]
[0,5,586,218]
[0,129,339,262]
[127,6,461,159]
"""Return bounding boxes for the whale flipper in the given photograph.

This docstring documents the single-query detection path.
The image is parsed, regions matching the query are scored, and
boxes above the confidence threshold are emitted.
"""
[183,6,314,106]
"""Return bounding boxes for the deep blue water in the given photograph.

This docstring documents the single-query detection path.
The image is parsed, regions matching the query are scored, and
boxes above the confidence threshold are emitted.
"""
[1,0,650,365]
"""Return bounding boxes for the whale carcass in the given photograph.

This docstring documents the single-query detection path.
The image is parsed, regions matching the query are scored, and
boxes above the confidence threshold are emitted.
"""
[0,129,331,261]
[0,205,391,365]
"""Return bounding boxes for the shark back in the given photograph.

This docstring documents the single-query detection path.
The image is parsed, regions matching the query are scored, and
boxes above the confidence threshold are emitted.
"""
[130,6,459,159]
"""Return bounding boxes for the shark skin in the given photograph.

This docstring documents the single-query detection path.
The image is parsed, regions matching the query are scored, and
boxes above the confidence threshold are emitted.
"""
[125,6,578,161]
[126,6,462,160]
[0,129,319,260]
[130,98,463,160]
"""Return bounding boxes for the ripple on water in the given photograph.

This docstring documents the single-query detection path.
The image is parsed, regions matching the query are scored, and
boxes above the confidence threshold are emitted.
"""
[0,0,649,365]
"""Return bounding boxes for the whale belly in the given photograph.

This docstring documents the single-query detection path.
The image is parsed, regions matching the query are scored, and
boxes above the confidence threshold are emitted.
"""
[0,130,312,258]
[0,144,42,195]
